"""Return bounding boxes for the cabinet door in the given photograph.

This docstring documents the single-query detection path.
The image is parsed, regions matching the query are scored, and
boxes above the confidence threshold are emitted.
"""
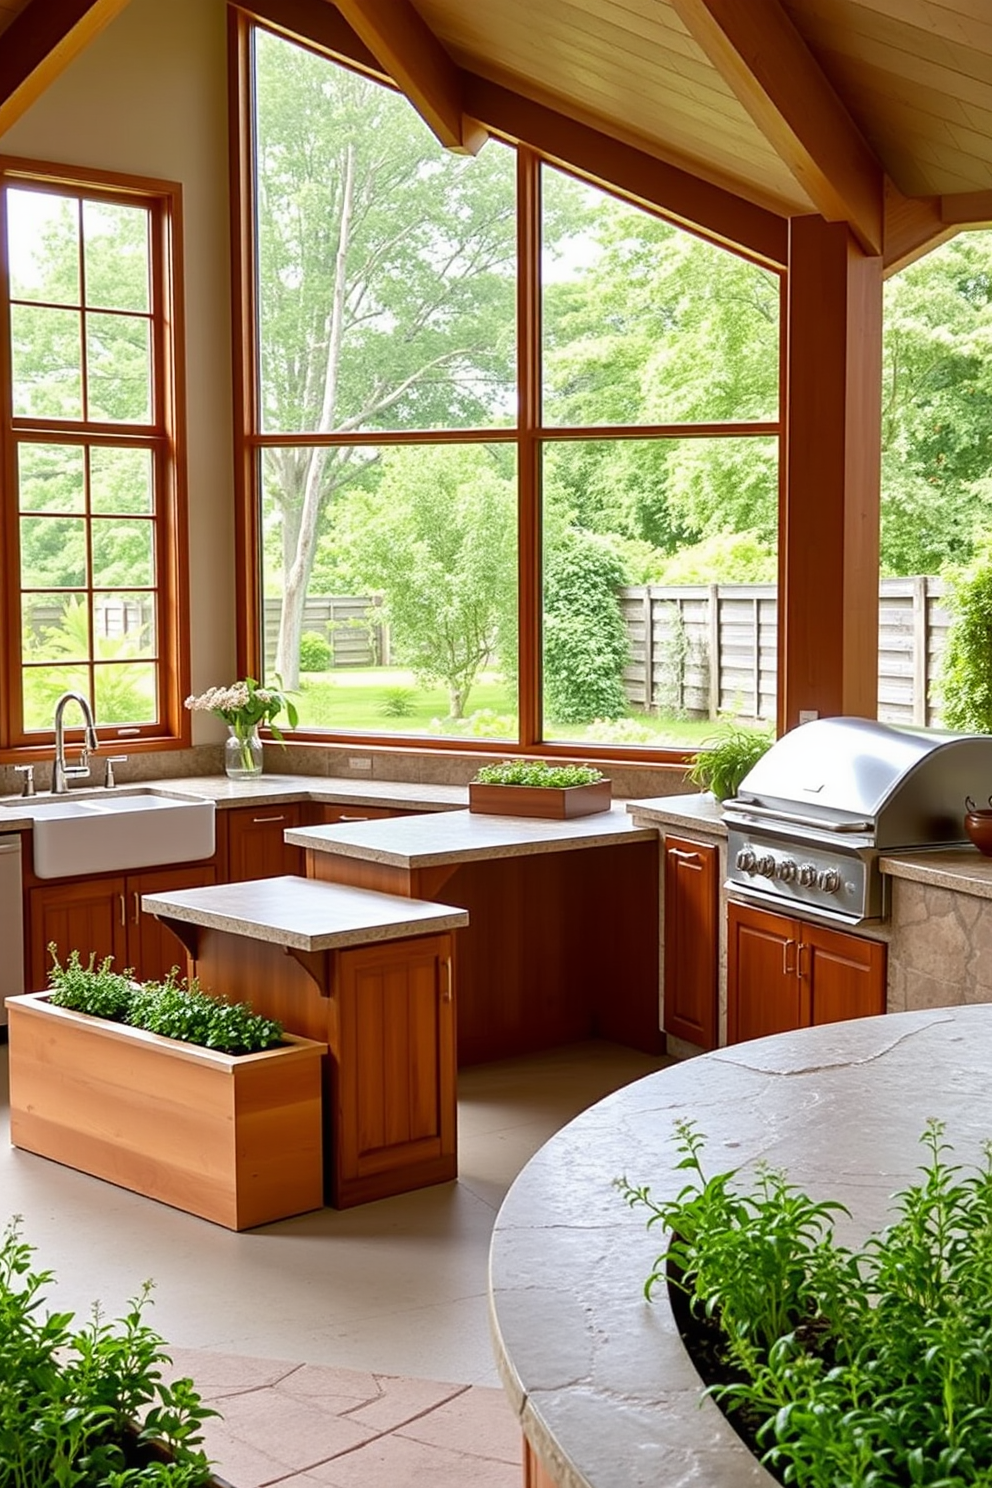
[332,933,457,1207]
[225,803,304,882]
[28,877,127,990]
[126,864,217,982]
[806,922,886,1026]
[663,835,719,1049]
[727,901,808,1043]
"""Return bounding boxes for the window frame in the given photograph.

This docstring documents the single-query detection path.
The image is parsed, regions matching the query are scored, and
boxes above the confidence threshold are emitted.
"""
[0,156,191,758]
[231,12,783,763]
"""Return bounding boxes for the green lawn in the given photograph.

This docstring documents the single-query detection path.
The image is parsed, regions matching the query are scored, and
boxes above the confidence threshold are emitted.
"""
[293,667,721,749]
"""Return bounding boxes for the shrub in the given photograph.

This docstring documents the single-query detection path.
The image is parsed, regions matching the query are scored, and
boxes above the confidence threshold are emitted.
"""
[299,630,331,672]
[379,685,416,717]
[543,529,630,725]
[938,544,992,732]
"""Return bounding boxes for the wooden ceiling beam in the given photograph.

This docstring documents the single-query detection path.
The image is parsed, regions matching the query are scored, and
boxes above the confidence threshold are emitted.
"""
[669,0,884,255]
[0,0,131,136]
[941,191,992,228]
[883,186,992,274]
[465,76,788,270]
[331,0,486,155]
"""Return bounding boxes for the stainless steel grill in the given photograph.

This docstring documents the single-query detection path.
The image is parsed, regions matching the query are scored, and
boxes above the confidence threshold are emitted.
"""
[723,717,992,924]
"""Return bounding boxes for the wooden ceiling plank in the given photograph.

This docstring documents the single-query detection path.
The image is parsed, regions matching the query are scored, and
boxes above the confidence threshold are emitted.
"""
[465,73,790,268]
[669,0,884,252]
[332,0,485,153]
[0,0,131,134]
[796,1,992,101]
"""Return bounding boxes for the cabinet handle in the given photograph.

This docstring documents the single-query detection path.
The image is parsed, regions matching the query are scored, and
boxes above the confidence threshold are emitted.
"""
[783,938,796,976]
[133,892,141,926]
[442,956,453,1002]
[670,848,702,864]
[797,942,810,981]
[251,814,286,824]
[119,893,126,928]
[336,814,370,822]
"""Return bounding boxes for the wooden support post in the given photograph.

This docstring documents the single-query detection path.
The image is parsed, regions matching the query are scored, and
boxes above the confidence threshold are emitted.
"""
[779,216,883,731]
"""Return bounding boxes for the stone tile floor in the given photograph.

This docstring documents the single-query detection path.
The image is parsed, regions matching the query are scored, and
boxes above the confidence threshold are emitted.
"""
[168,1348,521,1488]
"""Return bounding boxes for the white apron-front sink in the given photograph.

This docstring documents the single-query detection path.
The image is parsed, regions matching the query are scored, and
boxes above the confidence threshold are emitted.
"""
[3,787,216,878]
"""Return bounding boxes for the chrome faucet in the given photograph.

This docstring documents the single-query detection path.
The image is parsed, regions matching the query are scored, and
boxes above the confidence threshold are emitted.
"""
[52,692,100,794]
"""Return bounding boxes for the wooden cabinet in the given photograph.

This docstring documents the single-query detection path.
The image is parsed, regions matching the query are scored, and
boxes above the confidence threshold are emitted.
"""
[28,863,216,989]
[727,901,886,1044]
[663,834,719,1050]
[180,921,458,1208]
[224,802,305,881]
[332,934,456,1208]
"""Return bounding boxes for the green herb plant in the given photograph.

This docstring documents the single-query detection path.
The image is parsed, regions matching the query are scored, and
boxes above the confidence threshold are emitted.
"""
[617,1119,992,1487]
[687,720,772,801]
[0,1216,217,1487]
[472,760,605,788]
[47,949,284,1056]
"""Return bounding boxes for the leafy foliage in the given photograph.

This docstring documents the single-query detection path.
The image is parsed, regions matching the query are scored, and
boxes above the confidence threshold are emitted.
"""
[543,528,630,724]
[0,1217,217,1486]
[298,631,331,672]
[473,760,604,787]
[687,721,772,800]
[617,1119,992,1488]
[46,951,284,1056]
[936,543,992,733]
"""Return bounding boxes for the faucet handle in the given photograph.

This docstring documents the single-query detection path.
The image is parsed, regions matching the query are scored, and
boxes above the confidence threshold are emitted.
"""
[103,756,128,789]
[14,764,35,798]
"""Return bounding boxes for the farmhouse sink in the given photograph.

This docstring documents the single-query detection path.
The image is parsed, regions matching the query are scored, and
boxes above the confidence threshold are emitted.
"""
[3,787,215,879]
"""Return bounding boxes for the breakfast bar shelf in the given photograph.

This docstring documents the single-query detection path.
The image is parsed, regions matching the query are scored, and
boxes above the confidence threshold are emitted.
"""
[144,876,468,1209]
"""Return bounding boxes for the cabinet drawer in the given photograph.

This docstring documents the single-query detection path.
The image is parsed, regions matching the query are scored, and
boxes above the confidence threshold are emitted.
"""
[224,803,304,881]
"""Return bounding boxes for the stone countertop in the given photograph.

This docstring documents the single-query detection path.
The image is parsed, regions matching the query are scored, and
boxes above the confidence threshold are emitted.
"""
[284,803,654,870]
[489,1006,992,1488]
[625,790,726,836]
[880,845,992,901]
[0,772,468,831]
[142,874,469,951]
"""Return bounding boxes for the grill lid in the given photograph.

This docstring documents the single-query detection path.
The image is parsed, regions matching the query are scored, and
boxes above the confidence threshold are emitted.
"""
[731,716,992,848]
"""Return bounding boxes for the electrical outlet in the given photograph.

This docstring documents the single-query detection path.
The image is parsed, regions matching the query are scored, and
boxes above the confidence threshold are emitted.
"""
[348,756,372,772]
[798,710,819,725]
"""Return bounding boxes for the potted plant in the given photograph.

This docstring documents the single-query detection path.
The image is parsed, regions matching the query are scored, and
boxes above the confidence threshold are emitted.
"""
[7,953,326,1231]
[687,720,772,802]
[469,759,612,819]
[0,1215,231,1485]
[617,1118,992,1485]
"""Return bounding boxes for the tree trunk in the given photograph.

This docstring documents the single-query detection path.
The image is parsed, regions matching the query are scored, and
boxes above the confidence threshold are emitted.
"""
[274,144,355,690]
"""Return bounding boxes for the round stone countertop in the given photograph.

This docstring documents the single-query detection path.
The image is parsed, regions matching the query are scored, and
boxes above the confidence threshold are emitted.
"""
[488,1007,992,1488]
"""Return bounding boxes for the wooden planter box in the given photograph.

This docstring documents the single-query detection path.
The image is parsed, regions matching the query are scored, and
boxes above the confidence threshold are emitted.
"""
[7,992,326,1231]
[468,779,612,819]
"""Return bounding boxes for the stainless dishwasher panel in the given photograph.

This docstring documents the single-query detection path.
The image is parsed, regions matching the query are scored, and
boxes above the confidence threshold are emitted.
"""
[0,835,24,1025]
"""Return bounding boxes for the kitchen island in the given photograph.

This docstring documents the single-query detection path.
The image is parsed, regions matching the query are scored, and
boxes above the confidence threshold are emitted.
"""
[285,805,663,1065]
[144,874,468,1208]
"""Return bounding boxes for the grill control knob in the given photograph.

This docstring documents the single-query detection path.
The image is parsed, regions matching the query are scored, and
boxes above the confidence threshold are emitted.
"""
[735,847,757,874]
[756,854,776,878]
[775,858,798,883]
[798,863,818,887]
[817,867,842,894]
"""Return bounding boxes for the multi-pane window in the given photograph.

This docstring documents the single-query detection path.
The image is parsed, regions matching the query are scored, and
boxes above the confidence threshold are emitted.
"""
[0,164,184,747]
[242,24,780,755]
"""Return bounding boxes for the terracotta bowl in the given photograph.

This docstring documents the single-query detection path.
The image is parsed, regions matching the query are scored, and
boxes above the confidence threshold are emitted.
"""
[964,810,992,856]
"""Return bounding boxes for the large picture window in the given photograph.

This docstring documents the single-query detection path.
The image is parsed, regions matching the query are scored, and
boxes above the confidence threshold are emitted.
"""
[239,22,781,756]
[0,161,187,750]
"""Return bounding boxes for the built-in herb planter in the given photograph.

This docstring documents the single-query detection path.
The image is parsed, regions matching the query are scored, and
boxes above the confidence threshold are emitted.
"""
[469,772,612,819]
[7,992,326,1230]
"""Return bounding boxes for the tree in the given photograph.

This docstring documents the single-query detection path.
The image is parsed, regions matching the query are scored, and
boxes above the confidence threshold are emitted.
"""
[254,30,527,688]
[337,446,516,717]
[543,529,630,724]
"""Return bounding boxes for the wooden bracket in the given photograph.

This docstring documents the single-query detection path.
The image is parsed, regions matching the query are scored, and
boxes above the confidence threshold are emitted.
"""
[154,916,200,960]
[285,946,329,994]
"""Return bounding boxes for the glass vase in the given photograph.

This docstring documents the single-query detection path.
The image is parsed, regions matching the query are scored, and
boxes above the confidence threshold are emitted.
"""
[225,724,263,779]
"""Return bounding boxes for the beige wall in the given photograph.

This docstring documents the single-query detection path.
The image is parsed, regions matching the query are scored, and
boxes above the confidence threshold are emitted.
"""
[1,0,235,745]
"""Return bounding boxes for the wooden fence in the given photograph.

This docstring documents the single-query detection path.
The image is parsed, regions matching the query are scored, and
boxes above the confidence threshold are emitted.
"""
[619,576,950,725]
[263,595,388,672]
